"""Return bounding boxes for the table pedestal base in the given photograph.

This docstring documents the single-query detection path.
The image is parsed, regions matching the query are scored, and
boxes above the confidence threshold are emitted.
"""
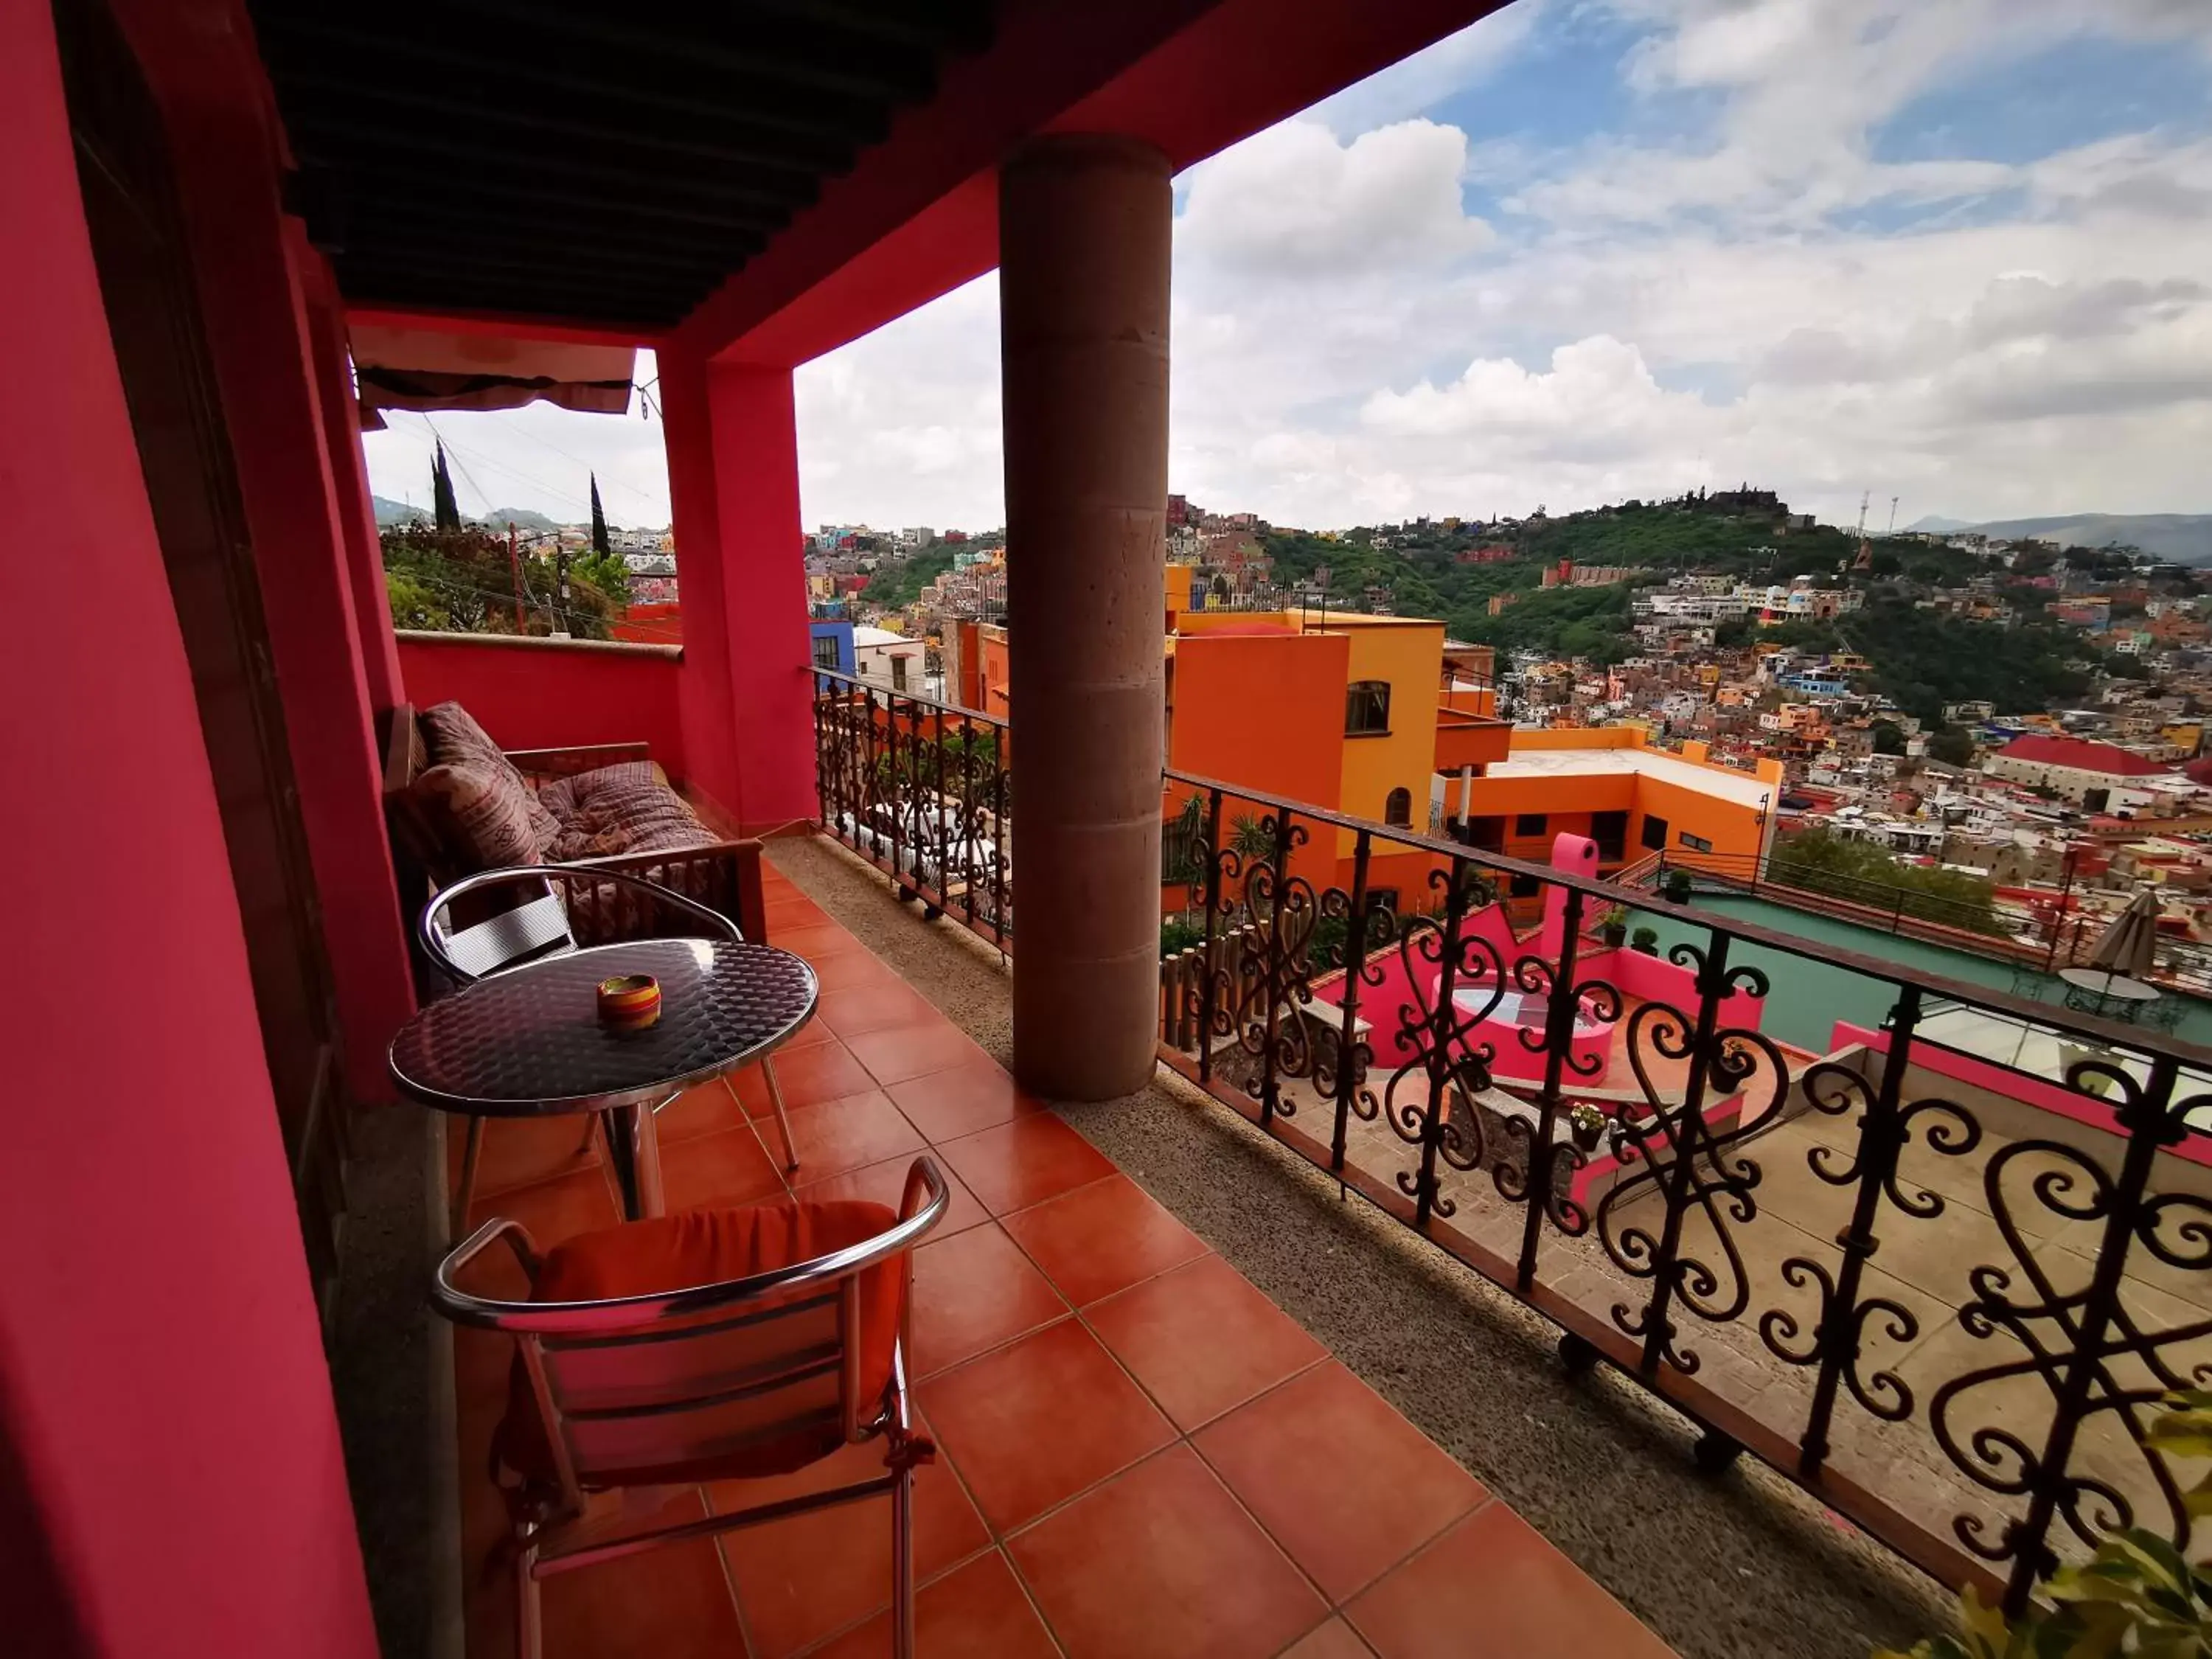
[600,1099,672,1221]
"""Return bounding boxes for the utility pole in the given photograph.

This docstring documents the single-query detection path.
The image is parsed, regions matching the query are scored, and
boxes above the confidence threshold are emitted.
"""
[552,548,572,639]
[1852,490,1872,573]
[507,522,525,627]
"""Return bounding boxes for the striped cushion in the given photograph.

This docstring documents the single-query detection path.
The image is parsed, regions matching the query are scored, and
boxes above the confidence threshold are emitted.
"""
[414,761,543,871]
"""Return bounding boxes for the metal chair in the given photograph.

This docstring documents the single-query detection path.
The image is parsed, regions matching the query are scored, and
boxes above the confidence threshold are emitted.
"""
[421,864,804,1237]
[433,1158,947,1659]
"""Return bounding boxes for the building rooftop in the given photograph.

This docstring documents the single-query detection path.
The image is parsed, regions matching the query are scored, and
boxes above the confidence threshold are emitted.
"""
[1484,743,1776,809]
[1994,734,2171,776]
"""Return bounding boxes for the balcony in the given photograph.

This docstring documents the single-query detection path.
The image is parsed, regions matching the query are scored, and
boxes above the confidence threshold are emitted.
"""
[1432,703,1513,773]
[21,4,2210,1657]
[442,852,1674,1658]
[814,669,2212,1652]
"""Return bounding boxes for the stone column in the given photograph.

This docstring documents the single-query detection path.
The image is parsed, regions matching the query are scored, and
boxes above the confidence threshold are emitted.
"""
[1001,135,1171,1100]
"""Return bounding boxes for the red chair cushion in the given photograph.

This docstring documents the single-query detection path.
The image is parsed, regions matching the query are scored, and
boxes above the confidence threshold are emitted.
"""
[497,1198,905,1488]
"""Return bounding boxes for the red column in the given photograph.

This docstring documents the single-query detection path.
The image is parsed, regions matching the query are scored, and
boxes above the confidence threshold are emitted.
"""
[158,100,415,1104]
[664,349,817,834]
[0,6,375,1653]
[1001,136,1173,1099]
[298,240,403,716]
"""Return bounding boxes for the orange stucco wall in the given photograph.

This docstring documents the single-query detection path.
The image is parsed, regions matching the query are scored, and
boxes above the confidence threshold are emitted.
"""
[1166,630,1348,905]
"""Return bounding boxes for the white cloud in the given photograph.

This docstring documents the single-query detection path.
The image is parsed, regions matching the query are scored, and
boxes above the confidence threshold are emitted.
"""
[1176,119,1491,278]
[1308,1,1548,135]
[370,0,2212,540]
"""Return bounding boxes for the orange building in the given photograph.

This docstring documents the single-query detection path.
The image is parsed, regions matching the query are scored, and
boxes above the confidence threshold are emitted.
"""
[973,570,1520,914]
[1447,727,1781,881]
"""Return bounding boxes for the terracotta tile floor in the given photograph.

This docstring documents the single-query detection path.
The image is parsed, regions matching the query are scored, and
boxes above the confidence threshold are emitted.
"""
[446,860,1677,1658]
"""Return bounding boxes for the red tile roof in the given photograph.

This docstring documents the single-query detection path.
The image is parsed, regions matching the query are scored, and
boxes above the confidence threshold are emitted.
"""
[1997,734,2170,777]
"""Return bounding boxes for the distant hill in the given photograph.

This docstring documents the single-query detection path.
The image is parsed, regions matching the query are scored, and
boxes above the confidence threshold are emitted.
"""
[372,495,428,526]
[1905,512,2212,564]
[477,506,560,531]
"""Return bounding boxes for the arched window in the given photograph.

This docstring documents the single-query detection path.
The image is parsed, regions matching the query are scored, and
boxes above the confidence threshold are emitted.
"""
[1384,787,1413,827]
[1346,679,1391,734]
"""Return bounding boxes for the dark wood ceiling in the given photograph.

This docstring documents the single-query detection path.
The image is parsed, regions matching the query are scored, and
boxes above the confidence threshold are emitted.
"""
[247,0,997,330]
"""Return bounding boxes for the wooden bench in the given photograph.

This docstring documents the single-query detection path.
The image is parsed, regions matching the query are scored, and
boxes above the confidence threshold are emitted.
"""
[379,701,769,957]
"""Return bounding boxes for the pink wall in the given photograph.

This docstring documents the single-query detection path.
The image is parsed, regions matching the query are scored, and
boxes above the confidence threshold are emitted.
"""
[1316,905,1525,1067]
[1,5,375,1651]
[1596,943,1768,1030]
[149,58,414,1106]
[663,350,817,833]
[1831,1023,2212,1171]
[399,632,689,777]
[1536,832,1601,959]
[299,246,403,715]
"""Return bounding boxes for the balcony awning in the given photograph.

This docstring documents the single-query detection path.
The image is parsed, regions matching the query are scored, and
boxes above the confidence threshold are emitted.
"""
[349,323,636,422]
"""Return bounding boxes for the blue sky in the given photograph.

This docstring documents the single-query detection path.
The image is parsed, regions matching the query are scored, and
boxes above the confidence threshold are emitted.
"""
[368,0,2212,532]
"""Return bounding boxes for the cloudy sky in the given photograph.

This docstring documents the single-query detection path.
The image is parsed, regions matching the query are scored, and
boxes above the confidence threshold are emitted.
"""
[365,0,2212,535]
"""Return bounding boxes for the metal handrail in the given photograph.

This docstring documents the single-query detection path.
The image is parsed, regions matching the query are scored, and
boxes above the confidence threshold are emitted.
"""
[431,1158,949,1334]
[1162,766,2212,1065]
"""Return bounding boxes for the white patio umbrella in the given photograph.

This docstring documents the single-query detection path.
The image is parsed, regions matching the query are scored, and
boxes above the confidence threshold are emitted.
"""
[2088,888,2163,980]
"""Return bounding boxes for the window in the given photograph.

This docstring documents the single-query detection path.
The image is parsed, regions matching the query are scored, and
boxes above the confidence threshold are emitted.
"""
[1384,787,1413,827]
[811,635,841,671]
[1678,832,1713,854]
[1509,872,1542,899]
[1592,810,1628,862]
[1640,814,1670,852]
[1466,815,1506,852]
[891,654,909,691]
[1367,887,1399,917]
[1514,813,1547,838]
[1345,680,1391,735]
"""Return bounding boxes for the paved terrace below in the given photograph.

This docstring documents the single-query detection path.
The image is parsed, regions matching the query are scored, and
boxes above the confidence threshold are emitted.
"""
[762,832,1959,1659]
[441,853,1681,1659]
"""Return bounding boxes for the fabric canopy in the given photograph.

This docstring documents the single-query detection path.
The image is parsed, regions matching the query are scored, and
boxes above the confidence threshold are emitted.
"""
[349,323,636,423]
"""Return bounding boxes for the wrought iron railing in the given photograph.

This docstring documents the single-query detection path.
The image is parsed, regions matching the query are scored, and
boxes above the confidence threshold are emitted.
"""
[810,669,1011,947]
[812,681,2212,1616]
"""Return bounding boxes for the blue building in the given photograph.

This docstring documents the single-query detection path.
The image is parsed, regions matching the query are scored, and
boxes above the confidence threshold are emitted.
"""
[810,618,855,691]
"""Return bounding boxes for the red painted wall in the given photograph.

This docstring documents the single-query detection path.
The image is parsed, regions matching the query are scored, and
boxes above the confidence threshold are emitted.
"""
[663,352,815,832]
[611,602,684,645]
[1,7,375,1652]
[144,49,414,1106]
[299,247,403,714]
[398,633,689,777]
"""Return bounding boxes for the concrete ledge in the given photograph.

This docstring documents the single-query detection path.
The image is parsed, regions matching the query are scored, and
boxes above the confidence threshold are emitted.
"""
[396,627,681,661]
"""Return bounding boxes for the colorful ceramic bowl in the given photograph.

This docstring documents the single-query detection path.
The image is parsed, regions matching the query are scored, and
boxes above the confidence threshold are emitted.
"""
[597,973,661,1031]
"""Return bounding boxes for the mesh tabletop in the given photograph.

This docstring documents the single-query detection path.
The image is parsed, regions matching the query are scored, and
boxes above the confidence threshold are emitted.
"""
[388,939,820,1117]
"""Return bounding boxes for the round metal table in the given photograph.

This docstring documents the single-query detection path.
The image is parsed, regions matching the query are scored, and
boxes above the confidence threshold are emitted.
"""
[2056,966,2163,1023]
[389,938,819,1221]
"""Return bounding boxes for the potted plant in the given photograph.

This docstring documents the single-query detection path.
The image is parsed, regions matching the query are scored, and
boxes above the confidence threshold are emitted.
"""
[1660,868,1693,905]
[1630,925,1660,956]
[1882,1391,2212,1658]
[1568,1102,1609,1152]
[1596,905,1628,947]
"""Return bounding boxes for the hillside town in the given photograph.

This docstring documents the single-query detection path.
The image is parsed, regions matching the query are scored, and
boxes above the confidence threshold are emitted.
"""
[789,489,2212,966]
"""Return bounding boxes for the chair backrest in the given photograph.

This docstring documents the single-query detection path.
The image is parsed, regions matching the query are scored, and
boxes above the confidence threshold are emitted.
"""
[420,863,745,986]
[434,1160,948,1508]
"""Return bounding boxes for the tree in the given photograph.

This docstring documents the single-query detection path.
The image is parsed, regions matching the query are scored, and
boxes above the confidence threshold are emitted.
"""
[1769,827,2004,934]
[1927,726,1977,767]
[1870,719,1906,756]
[589,472,611,556]
[431,441,461,532]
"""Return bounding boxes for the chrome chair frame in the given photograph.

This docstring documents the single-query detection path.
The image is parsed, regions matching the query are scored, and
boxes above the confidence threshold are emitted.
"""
[433,1158,948,1659]
[421,863,804,1235]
